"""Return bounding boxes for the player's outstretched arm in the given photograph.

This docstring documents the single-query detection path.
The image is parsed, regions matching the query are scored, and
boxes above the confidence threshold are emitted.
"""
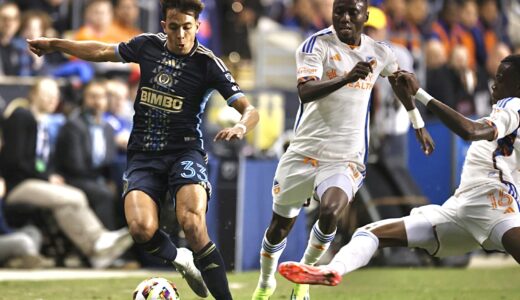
[395,71,496,141]
[214,96,259,142]
[389,72,435,155]
[27,37,120,62]
[298,61,373,103]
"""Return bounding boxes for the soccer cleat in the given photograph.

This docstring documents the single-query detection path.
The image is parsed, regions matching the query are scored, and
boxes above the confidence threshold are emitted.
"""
[172,248,209,298]
[278,262,342,286]
[290,284,310,300]
[251,285,275,300]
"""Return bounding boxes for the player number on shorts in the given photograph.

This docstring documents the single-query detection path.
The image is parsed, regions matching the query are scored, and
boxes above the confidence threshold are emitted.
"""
[180,160,208,181]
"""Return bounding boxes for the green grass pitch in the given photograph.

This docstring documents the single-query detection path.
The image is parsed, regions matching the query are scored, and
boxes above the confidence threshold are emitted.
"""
[0,267,519,300]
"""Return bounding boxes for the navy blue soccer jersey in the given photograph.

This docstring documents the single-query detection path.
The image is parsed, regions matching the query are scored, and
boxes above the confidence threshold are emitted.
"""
[116,33,244,152]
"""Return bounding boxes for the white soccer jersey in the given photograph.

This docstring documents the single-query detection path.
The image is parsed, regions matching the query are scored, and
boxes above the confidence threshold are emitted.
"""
[456,97,520,195]
[289,27,398,165]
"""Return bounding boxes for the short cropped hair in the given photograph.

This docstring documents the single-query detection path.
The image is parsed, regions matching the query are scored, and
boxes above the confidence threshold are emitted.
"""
[501,54,520,77]
[160,0,204,20]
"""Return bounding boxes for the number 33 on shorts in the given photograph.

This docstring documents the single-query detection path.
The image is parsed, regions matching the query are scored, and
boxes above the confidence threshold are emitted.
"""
[180,160,208,181]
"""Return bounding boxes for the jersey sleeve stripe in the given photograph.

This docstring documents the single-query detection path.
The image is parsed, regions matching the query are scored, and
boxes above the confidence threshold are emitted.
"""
[301,30,333,54]
[226,92,244,106]
[115,44,127,63]
[197,46,229,73]
[499,97,513,108]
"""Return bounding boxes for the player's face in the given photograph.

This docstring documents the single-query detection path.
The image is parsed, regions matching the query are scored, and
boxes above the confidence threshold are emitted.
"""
[161,9,200,55]
[491,62,520,103]
[332,0,368,45]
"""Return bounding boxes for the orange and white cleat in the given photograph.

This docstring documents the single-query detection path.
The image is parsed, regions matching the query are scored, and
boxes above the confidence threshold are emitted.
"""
[278,262,342,286]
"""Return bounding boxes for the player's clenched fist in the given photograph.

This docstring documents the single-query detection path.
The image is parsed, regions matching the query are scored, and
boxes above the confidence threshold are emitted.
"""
[343,61,373,84]
[394,70,420,96]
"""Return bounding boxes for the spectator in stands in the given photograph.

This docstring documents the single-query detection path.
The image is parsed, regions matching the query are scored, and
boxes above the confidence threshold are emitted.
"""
[113,0,142,42]
[17,0,71,34]
[429,0,476,69]
[425,40,476,116]
[405,0,430,37]
[506,0,520,52]
[458,0,479,68]
[73,0,120,43]
[0,77,132,268]
[104,78,133,224]
[477,0,510,65]
[220,0,263,61]
[104,78,132,151]
[313,0,334,27]
[0,197,50,269]
[473,42,511,116]
[55,80,119,230]
[0,2,27,76]
[383,0,423,60]
[282,0,326,37]
[18,10,53,76]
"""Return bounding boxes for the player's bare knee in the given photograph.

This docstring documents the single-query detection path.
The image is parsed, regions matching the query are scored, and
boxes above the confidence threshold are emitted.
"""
[179,211,205,238]
[128,219,157,243]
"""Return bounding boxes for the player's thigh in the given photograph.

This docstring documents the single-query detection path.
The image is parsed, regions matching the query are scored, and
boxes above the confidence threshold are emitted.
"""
[459,187,520,249]
[488,217,520,254]
[124,190,160,232]
[272,151,316,219]
[167,149,211,214]
[500,226,520,263]
[315,162,364,204]
[410,200,480,257]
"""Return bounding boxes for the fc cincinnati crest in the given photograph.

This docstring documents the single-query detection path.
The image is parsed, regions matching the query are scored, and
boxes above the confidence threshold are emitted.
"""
[366,56,377,69]
[155,72,173,88]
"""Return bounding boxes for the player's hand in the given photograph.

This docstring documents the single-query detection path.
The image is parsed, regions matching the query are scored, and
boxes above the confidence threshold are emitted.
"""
[214,125,246,142]
[394,70,420,95]
[344,61,373,84]
[27,37,55,57]
[414,127,435,156]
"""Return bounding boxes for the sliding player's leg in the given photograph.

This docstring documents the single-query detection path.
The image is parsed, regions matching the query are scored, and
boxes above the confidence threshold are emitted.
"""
[279,213,438,286]
[502,226,520,263]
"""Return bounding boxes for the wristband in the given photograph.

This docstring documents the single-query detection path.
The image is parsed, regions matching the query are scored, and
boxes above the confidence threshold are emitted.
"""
[415,88,434,106]
[407,108,425,129]
[234,123,247,134]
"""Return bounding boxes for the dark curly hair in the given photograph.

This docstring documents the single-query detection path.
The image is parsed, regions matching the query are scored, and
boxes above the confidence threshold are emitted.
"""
[160,0,204,20]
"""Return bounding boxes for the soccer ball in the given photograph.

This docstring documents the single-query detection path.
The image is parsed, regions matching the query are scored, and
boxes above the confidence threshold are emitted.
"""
[133,277,180,300]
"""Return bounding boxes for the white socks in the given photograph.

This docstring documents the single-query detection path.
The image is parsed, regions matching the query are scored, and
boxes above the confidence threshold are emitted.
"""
[328,229,379,276]
[301,221,336,265]
[258,236,287,288]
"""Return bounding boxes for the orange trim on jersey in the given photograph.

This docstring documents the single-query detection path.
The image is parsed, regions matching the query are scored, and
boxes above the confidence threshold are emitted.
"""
[303,157,319,167]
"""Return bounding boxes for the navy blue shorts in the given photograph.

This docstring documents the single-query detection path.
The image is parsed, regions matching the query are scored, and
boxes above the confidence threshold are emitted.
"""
[122,149,212,208]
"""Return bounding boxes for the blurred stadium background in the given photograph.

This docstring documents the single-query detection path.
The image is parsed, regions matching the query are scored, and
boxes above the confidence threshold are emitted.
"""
[0,0,519,298]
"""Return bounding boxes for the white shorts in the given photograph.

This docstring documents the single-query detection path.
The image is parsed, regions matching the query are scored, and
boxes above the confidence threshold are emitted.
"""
[411,184,520,257]
[272,150,365,218]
